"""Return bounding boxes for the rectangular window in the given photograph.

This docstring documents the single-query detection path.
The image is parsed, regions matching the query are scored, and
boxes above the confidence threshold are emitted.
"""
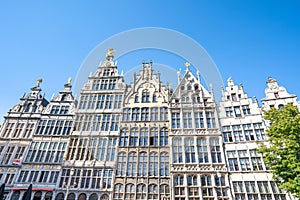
[234,106,241,117]
[171,112,180,129]
[194,112,204,128]
[206,112,216,128]
[183,112,192,128]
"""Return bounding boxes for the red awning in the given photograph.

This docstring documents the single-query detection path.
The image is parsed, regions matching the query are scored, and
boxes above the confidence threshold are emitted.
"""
[11,188,54,191]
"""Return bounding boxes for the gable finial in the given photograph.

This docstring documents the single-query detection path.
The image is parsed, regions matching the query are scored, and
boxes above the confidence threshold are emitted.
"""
[106,48,115,60]
[68,77,72,84]
[37,78,42,87]
[184,62,190,71]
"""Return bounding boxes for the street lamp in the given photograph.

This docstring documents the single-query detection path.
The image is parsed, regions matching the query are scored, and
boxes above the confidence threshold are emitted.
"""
[63,168,77,200]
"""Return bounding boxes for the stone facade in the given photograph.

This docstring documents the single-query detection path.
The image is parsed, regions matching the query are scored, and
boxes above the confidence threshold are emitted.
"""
[0,51,298,200]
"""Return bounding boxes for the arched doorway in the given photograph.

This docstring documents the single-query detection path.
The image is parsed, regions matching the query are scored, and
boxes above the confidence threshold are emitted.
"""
[55,192,64,200]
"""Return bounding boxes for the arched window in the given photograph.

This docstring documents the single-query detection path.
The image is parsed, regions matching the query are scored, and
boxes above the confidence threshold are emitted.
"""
[172,138,183,163]
[138,152,147,176]
[78,193,86,200]
[160,152,169,176]
[278,104,284,109]
[33,191,42,200]
[149,128,158,146]
[116,152,126,176]
[160,128,168,146]
[127,152,137,176]
[113,184,124,199]
[100,194,109,200]
[201,175,213,197]
[45,192,53,200]
[129,128,138,146]
[67,193,75,200]
[187,175,199,198]
[11,191,20,200]
[149,152,158,176]
[120,128,129,146]
[55,193,64,200]
[125,184,135,199]
[184,138,196,163]
[160,184,170,200]
[194,84,199,90]
[139,128,148,146]
[174,175,185,197]
[89,193,98,200]
[136,184,146,199]
[187,85,192,90]
[148,184,158,199]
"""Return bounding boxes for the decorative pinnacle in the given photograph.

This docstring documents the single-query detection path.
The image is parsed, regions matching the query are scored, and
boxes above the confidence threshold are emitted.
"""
[37,78,43,86]
[68,77,72,84]
[184,62,190,69]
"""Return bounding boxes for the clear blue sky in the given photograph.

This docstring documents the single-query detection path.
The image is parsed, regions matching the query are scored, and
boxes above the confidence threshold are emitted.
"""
[0,1,299,121]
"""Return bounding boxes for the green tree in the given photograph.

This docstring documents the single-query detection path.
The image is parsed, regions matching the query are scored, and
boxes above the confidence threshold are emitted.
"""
[259,103,300,198]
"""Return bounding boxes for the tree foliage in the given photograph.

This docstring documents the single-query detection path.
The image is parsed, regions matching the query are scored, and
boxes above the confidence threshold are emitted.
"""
[259,103,300,198]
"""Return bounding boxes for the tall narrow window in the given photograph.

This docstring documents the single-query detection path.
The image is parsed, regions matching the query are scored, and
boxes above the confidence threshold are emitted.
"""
[171,112,180,128]
[129,128,138,146]
[172,138,183,163]
[184,138,196,163]
[149,128,158,146]
[159,128,168,146]
[210,138,222,163]
[127,153,137,176]
[197,138,208,163]
[149,152,158,176]
[138,152,147,176]
[160,152,169,176]
[116,152,126,176]
[139,128,148,146]
[150,108,158,121]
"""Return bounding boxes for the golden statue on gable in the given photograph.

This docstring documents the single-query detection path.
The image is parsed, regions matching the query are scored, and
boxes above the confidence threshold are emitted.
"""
[106,48,115,60]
